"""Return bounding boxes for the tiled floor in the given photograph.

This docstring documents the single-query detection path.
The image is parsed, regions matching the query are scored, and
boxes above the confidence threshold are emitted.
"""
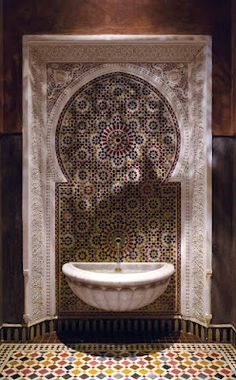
[0,342,235,379]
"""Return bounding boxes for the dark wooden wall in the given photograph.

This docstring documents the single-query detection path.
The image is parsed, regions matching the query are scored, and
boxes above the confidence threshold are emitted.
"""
[0,0,235,325]
[0,0,3,326]
[1,135,23,323]
[232,0,236,136]
[212,138,236,324]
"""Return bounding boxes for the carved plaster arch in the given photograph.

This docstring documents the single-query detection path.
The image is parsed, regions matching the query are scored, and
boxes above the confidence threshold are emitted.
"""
[23,35,212,326]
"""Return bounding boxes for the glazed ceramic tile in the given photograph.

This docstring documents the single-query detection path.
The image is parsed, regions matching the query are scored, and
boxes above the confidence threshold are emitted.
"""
[0,343,235,379]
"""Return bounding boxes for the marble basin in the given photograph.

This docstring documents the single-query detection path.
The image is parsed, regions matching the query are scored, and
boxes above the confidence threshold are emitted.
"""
[62,262,174,311]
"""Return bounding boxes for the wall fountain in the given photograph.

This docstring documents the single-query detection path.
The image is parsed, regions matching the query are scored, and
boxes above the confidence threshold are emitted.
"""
[23,35,212,326]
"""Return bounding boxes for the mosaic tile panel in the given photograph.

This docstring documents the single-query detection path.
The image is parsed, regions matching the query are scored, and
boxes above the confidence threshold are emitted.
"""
[0,343,235,379]
[55,72,181,315]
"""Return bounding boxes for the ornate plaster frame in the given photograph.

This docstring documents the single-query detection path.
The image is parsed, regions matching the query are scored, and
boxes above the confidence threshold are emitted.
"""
[23,35,212,326]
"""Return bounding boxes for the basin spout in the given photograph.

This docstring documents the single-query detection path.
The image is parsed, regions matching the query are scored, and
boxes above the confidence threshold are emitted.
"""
[115,237,122,272]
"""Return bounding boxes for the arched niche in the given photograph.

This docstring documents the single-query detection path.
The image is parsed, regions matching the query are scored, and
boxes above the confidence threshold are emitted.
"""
[23,36,212,326]
[55,71,181,316]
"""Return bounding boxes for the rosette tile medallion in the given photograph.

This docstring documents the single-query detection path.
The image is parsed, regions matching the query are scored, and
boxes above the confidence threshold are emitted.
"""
[56,72,181,316]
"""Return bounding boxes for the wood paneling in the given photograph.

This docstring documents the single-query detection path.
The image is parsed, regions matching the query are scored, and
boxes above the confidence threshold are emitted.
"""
[232,0,236,136]
[212,137,236,324]
[0,0,3,134]
[1,135,24,324]
[0,0,3,326]
[0,138,2,326]
[232,139,236,325]
[2,0,232,135]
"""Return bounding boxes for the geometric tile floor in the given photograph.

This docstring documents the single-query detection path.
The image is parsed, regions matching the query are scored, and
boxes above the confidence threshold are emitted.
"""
[0,343,235,379]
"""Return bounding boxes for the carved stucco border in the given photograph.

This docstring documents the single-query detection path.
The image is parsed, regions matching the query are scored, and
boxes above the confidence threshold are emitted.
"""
[22,35,212,325]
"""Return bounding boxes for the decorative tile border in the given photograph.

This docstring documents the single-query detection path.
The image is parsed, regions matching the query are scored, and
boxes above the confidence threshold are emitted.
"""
[1,319,235,346]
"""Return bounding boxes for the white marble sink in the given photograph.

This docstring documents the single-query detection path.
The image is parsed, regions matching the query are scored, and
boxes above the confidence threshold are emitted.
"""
[62,262,174,311]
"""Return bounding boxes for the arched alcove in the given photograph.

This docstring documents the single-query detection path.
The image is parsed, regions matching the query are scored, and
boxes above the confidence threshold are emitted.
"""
[55,71,181,315]
[23,35,212,326]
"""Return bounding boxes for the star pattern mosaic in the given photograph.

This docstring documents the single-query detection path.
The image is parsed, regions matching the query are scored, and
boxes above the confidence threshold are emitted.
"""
[55,72,181,315]
[0,343,235,379]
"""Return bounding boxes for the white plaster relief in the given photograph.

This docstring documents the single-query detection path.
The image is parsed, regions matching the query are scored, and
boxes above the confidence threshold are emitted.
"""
[23,35,212,326]
[188,45,212,323]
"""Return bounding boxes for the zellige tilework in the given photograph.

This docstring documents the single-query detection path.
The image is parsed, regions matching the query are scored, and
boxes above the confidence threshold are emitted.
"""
[0,343,235,379]
[55,72,181,316]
